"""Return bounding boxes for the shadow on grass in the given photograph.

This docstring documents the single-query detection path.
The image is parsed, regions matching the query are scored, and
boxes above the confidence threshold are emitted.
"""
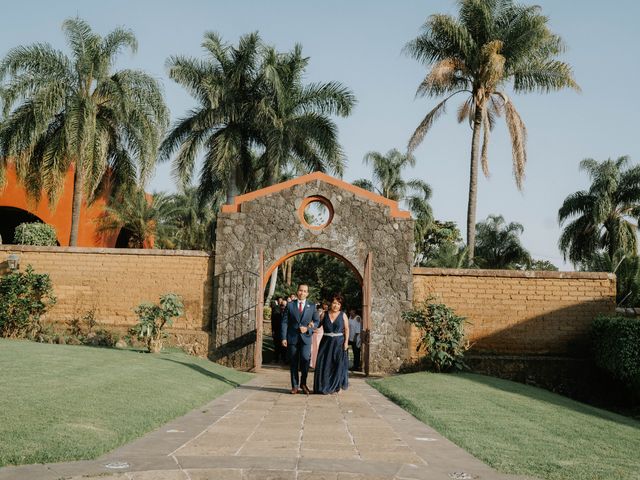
[458,372,640,430]
[159,357,242,388]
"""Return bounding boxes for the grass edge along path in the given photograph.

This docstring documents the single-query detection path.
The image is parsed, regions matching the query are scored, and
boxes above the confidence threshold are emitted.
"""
[369,371,640,480]
[0,339,252,467]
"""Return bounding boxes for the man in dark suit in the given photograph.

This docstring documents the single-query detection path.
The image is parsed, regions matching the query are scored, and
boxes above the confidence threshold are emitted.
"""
[281,283,319,394]
[270,297,285,363]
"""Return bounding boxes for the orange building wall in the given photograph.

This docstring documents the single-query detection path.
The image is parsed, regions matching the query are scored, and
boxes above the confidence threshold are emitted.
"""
[0,163,117,247]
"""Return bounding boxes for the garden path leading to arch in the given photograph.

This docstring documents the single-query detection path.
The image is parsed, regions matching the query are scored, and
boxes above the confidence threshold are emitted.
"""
[0,366,536,480]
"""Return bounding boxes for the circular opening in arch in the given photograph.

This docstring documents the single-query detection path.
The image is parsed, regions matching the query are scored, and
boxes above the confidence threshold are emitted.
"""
[298,196,333,230]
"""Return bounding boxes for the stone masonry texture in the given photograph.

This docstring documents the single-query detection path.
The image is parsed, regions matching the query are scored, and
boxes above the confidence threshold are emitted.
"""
[213,177,415,372]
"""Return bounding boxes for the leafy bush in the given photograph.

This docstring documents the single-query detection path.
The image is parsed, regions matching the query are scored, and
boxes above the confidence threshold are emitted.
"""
[14,223,57,246]
[402,298,469,372]
[65,309,118,346]
[0,266,56,338]
[133,293,184,353]
[592,315,640,391]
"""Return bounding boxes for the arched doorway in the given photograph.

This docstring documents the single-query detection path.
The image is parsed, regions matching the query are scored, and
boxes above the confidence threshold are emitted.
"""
[0,207,58,245]
[212,172,413,373]
[260,248,367,372]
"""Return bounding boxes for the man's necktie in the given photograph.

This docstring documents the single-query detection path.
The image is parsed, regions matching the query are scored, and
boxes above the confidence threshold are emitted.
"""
[299,302,303,314]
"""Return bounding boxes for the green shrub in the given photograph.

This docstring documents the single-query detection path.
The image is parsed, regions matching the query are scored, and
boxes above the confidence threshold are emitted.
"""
[0,266,56,338]
[66,309,119,346]
[14,222,57,246]
[402,298,469,372]
[592,315,640,390]
[133,293,184,353]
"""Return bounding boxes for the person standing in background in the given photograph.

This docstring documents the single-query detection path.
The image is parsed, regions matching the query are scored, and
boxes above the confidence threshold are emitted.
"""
[270,297,286,364]
[348,309,362,371]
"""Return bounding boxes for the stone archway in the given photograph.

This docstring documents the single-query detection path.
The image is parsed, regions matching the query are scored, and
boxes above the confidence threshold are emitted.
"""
[262,247,366,371]
[263,247,364,289]
[212,172,414,373]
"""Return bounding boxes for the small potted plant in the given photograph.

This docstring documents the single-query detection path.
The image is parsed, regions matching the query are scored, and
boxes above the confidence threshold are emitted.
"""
[133,293,184,353]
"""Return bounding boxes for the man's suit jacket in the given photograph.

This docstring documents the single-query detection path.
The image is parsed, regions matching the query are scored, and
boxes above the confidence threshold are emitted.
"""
[281,300,320,345]
[271,307,284,341]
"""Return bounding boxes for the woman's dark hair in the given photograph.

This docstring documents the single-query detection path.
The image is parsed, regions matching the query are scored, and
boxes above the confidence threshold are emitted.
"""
[330,293,345,307]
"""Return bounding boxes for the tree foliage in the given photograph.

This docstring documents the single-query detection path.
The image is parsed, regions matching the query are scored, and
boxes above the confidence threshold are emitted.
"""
[353,149,433,263]
[0,266,56,338]
[14,222,57,246]
[270,253,362,311]
[474,214,531,269]
[160,32,355,205]
[559,156,640,265]
[402,298,469,372]
[405,0,579,262]
[0,17,169,245]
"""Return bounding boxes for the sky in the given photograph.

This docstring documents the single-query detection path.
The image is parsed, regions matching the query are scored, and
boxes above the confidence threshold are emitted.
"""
[2,0,639,268]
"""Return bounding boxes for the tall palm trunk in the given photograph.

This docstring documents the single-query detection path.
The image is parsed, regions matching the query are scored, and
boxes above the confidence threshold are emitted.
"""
[265,266,278,307]
[285,257,294,286]
[69,161,84,246]
[466,103,484,265]
[226,164,241,204]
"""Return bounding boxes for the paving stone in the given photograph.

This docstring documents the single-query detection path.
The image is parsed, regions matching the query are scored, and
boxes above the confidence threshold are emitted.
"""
[0,367,536,480]
[186,468,243,480]
[242,468,296,480]
[297,471,339,480]
[129,470,188,480]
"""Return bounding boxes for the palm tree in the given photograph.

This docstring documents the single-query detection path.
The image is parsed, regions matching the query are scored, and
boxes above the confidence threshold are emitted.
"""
[415,220,464,266]
[405,0,579,263]
[160,32,264,205]
[583,249,640,306]
[353,149,433,258]
[98,189,171,248]
[353,149,418,201]
[258,45,355,186]
[162,187,222,250]
[0,18,168,245]
[558,156,640,265]
[422,243,469,268]
[474,214,531,269]
[161,33,355,205]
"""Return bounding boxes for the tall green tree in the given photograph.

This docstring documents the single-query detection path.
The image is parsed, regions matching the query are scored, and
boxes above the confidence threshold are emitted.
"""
[474,214,531,269]
[558,156,640,265]
[159,187,222,251]
[405,0,579,263]
[0,18,168,245]
[353,149,420,201]
[259,45,355,186]
[98,189,171,249]
[416,220,467,267]
[160,32,355,206]
[160,32,264,205]
[353,148,433,261]
[583,249,640,306]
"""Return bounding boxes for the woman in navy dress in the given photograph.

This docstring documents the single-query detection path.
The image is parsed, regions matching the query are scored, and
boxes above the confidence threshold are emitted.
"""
[313,293,349,394]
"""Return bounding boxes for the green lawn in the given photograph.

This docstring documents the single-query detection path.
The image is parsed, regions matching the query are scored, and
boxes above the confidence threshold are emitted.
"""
[0,339,252,467]
[369,372,640,480]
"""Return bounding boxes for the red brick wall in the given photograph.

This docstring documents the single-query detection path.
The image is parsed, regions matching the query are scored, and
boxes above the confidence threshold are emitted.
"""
[411,268,616,358]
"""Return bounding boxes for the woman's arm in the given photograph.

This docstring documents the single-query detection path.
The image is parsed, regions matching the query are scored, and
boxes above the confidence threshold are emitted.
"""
[343,312,349,350]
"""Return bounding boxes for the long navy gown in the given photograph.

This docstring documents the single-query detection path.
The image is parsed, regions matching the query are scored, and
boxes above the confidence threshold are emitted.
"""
[313,311,349,394]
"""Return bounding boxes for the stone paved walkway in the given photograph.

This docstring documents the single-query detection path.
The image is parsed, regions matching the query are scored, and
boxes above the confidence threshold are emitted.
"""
[0,366,537,480]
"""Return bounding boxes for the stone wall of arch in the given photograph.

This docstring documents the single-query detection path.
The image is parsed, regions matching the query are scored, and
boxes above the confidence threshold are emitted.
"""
[212,174,414,372]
